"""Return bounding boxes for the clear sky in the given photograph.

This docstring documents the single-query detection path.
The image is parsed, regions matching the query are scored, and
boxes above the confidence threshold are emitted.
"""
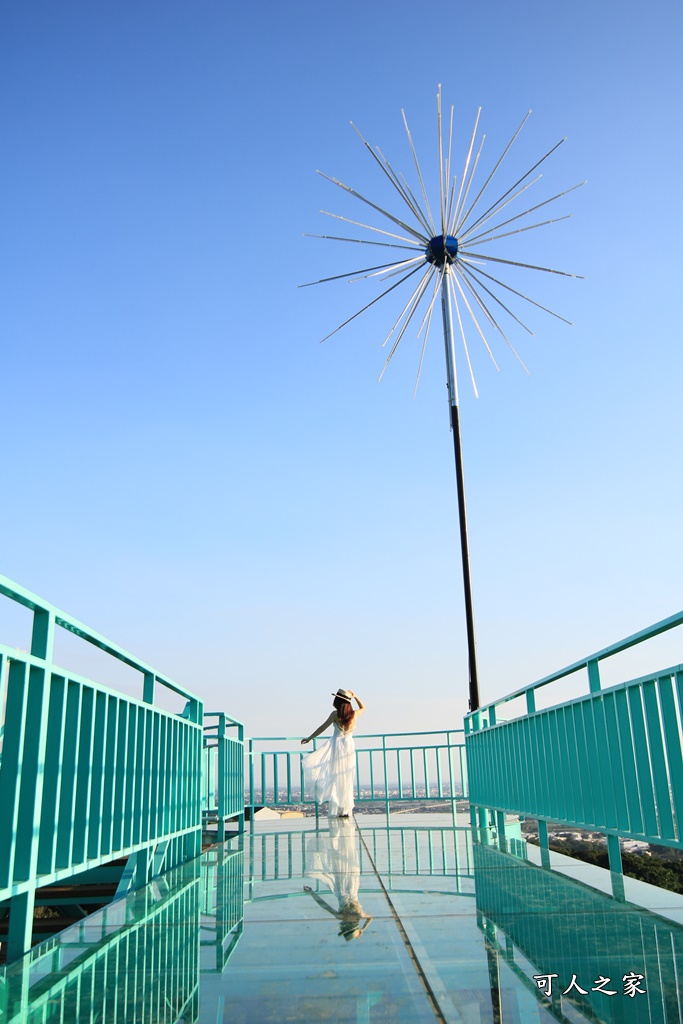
[1,0,682,737]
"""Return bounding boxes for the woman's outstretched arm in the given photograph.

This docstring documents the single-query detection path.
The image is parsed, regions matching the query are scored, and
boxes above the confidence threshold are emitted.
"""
[347,691,365,715]
[303,885,341,917]
[301,711,336,744]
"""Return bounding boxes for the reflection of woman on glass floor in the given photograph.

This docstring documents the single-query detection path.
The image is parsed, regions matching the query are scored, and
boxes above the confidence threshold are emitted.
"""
[301,689,365,818]
[303,885,373,941]
[304,818,373,941]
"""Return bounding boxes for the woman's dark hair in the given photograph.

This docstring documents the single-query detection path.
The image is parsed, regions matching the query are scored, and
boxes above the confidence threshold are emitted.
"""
[333,696,354,725]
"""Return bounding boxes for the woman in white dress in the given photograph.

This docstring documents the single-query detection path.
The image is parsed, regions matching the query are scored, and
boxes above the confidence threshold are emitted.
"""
[301,689,365,818]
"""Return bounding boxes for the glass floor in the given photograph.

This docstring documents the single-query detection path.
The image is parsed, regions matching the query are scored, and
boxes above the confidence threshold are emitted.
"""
[1,813,682,1023]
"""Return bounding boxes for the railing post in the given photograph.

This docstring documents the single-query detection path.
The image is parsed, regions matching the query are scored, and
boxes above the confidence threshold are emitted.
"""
[473,806,487,844]
[30,606,54,663]
[383,735,390,824]
[495,811,507,851]
[248,738,254,827]
[217,714,226,843]
[587,659,601,693]
[5,656,53,960]
[6,890,36,963]
[237,722,245,835]
[143,672,155,705]
[537,819,551,869]
[447,732,456,825]
[607,833,625,901]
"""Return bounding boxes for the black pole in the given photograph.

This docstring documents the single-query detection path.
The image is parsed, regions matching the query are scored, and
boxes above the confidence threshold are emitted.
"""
[449,401,480,711]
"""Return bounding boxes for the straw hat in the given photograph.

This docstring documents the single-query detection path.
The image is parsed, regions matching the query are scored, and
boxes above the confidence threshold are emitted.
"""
[331,689,353,703]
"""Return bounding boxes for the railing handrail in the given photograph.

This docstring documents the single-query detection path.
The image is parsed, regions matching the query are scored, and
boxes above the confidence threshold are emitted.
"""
[245,727,468,813]
[205,710,244,728]
[248,729,465,743]
[467,608,683,725]
[0,573,199,708]
[0,641,204,721]
[483,660,683,726]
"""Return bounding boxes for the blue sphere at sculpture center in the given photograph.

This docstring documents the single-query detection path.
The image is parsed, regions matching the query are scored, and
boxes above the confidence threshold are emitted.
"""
[425,234,459,266]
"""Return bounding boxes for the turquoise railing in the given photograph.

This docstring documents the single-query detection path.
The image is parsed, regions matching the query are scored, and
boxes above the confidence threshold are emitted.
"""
[2,867,202,1023]
[465,610,683,884]
[474,838,682,1023]
[247,730,467,819]
[200,845,244,973]
[202,712,245,839]
[0,576,210,962]
[0,842,245,1022]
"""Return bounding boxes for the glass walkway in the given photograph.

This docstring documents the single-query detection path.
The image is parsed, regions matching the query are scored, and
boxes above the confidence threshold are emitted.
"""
[2,813,681,1023]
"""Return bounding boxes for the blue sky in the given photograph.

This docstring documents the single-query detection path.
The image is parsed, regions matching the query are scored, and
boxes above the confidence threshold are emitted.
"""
[1,0,682,736]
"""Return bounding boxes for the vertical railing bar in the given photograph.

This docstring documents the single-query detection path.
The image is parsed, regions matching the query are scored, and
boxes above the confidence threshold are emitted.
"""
[58,682,82,870]
[38,674,67,876]
[249,738,255,815]
[663,671,683,840]
[644,677,675,839]
[132,699,146,848]
[123,704,137,849]
[628,684,658,837]
[89,691,107,859]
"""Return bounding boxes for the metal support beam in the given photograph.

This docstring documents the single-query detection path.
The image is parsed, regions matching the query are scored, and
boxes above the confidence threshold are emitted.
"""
[441,269,480,710]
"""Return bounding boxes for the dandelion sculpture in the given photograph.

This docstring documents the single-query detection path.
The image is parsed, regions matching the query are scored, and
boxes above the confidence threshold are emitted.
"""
[303,87,584,712]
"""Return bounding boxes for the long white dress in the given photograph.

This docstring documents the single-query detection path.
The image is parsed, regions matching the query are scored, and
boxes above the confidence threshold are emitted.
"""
[302,722,356,816]
[306,818,361,911]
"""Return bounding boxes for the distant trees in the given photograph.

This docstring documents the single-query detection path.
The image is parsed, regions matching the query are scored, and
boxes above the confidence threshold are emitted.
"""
[532,836,683,894]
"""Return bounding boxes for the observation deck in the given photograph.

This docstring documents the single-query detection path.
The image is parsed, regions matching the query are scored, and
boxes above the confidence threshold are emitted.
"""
[2,812,681,1021]
[1,574,683,1020]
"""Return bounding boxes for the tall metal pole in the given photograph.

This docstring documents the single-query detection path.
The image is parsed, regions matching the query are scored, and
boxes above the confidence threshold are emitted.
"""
[441,266,480,711]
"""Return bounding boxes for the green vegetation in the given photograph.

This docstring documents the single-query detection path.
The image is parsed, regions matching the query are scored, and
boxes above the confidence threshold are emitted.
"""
[532,836,683,894]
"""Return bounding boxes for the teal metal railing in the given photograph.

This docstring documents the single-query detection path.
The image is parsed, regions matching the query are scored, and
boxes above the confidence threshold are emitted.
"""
[0,841,246,1022]
[474,838,682,1023]
[200,845,244,973]
[247,730,467,819]
[1,858,203,1023]
[465,610,683,883]
[0,575,208,962]
[202,712,245,839]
